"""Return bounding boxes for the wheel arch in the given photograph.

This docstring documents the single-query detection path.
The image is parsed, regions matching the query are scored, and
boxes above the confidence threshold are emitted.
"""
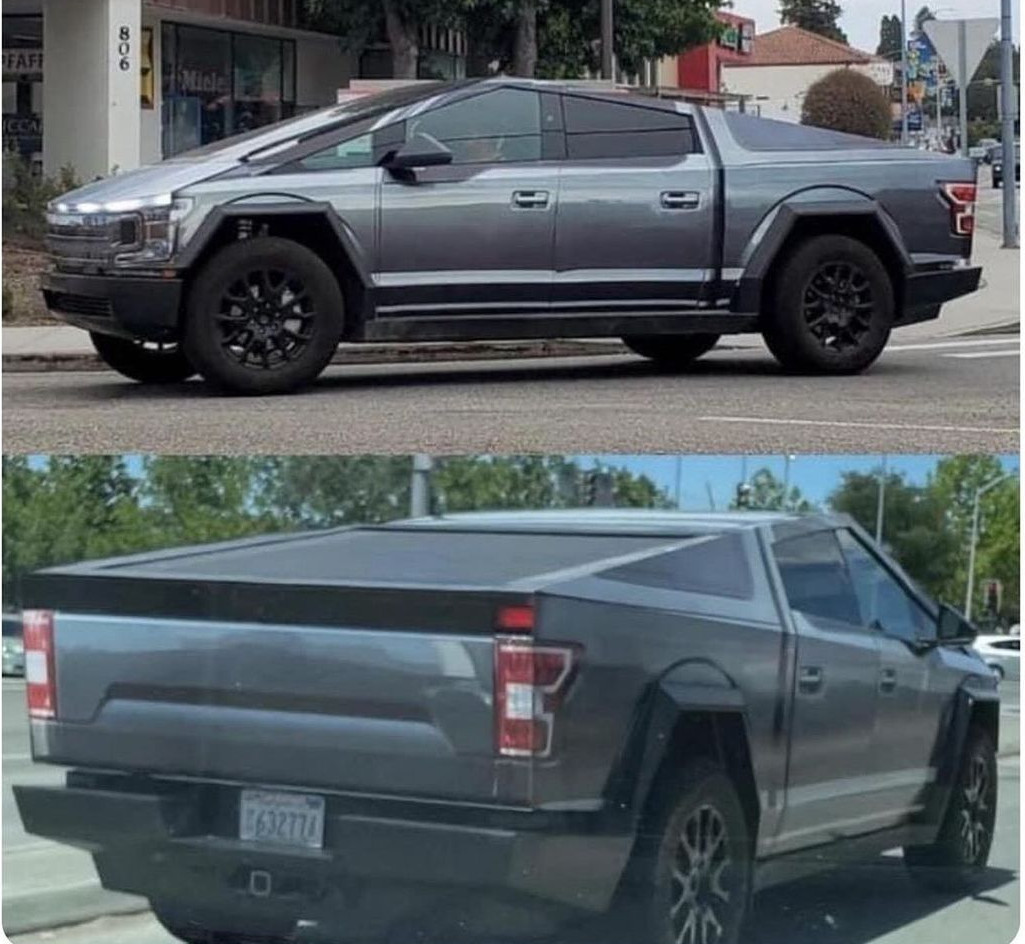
[734,193,913,319]
[175,202,372,337]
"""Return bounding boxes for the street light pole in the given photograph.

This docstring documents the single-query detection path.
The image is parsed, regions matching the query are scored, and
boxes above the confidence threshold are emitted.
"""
[875,456,888,544]
[965,472,1016,619]
[999,0,1019,248]
[900,0,910,144]
[600,0,614,80]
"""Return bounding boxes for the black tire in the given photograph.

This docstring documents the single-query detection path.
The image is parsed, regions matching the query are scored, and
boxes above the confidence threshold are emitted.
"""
[183,237,345,395]
[89,333,195,384]
[903,728,997,892]
[761,235,894,375]
[622,760,752,944]
[622,334,720,369]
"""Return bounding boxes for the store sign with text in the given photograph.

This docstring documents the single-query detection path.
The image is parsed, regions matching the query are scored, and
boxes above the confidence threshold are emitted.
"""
[2,49,43,75]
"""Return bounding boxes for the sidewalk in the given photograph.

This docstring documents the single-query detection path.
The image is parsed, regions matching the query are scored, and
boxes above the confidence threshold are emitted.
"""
[2,231,1017,368]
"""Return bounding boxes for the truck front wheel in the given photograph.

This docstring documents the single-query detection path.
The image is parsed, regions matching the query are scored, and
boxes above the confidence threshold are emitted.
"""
[183,237,345,395]
[622,334,720,369]
[90,333,196,384]
[903,728,997,892]
[761,235,894,375]
[627,760,752,944]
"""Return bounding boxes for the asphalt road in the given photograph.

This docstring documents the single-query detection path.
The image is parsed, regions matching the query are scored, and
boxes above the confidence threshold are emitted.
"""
[1,334,1018,454]
[3,677,1019,944]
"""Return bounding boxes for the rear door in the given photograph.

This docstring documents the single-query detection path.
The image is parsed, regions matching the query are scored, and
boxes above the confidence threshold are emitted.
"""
[376,86,559,318]
[836,528,947,818]
[771,529,882,850]
[552,94,716,313]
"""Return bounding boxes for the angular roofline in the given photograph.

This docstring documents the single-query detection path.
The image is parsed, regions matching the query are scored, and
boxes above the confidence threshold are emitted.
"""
[725,24,883,68]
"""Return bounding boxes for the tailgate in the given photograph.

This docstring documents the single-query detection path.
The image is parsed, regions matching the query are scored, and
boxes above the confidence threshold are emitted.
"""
[32,607,526,806]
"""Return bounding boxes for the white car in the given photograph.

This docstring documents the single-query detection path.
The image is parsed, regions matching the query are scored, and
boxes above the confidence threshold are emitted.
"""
[973,634,1020,682]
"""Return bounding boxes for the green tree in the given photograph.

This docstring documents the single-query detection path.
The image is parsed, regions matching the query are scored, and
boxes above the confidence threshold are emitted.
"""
[876,14,902,61]
[828,468,958,600]
[779,0,847,45]
[801,68,892,139]
[730,467,814,512]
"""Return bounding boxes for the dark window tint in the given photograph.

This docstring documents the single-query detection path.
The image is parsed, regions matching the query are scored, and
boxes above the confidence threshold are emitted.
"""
[563,96,697,159]
[296,131,376,171]
[407,88,542,164]
[773,532,862,627]
[836,530,933,642]
[2,615,20,637]
[603,533,754,599]
[991,639,1020,651]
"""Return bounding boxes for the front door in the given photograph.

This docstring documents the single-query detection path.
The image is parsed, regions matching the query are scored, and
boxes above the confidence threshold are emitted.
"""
[552,94,717,313]
[377,86,558,319]
[771,529,882,851]
[836,528,944,821]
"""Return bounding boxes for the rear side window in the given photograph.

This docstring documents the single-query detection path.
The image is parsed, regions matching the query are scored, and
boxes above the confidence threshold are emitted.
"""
[407,88,542,165]
[773,532,862,627]
[563,96,698,160]
[603,533,754,599]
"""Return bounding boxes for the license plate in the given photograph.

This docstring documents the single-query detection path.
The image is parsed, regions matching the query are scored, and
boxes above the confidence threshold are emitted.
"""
[239,790,325,849]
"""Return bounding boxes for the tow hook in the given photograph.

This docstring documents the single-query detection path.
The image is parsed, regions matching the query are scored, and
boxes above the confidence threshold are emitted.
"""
[248,869,272,897]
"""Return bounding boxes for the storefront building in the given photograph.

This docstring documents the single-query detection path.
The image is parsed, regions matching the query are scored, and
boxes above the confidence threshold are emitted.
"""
[674,12,755,93]
[3,0,354,179]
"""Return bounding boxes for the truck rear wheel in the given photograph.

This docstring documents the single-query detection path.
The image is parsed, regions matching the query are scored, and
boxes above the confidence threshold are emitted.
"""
[90,333,196,384]
[183,237,345,395]
[903,728,997,892]
[627,760,752,944]
[761,235,893,375]
[622,334,720,369]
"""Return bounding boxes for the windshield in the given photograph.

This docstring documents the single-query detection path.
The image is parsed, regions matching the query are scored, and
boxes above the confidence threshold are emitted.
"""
[165,82,453,162]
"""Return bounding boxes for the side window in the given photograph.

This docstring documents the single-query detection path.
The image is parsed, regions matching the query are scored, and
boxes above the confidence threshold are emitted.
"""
[836,530,934,643]
[295,132,375,172]
[563,96,699,160]
[992,639,1020,651]
[773,532,862,628]
[603,533,754,599]
[407,88,542,165]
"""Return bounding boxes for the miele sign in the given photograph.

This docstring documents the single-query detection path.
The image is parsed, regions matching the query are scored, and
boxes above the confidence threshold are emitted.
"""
[3,49,43,75]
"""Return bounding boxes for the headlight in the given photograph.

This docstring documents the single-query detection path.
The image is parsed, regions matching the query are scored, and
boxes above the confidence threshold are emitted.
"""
[113,197,194,266]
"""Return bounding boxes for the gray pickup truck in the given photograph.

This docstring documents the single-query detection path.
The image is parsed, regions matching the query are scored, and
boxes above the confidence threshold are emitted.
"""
[16,511,998,944]
[41,79,981,394]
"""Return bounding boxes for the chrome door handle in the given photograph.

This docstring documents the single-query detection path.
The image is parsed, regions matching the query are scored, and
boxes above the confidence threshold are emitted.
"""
[879,668,898,694]
[798,666,823,694]
[512,190,549,208]
[660,190,701,210]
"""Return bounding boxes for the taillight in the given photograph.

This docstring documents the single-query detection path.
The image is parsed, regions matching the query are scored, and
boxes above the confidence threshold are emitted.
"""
[941,182,977,236]
[23,610,57,719]
[494,638,576,757]
[495,603,535,633]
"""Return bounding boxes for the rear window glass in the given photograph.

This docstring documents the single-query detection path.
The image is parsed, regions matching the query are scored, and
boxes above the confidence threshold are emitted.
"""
[724,111,897,151]
[602,533,754,599]
[563,95,698,159]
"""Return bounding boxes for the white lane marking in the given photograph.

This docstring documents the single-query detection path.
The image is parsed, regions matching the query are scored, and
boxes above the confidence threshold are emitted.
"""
[887,337,1019,353]
[698,416,1018,435]
[945,350,1020,360]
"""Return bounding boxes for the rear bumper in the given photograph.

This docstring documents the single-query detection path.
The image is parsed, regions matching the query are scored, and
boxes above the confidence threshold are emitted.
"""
[897,264,982,326]
[41,271,183,342]
[14,779,632,925]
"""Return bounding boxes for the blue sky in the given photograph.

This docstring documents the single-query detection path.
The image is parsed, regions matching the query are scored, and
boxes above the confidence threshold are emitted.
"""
[585,454,1020,510]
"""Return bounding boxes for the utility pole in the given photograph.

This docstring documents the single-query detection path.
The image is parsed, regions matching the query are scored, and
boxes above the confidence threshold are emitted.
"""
[600,0,614,80]
[410,454,432,517]
[965,472,1017,619]
[957,18,969,157]
[999,0,1019,248]
[900,0,910,144]
[875,456,888,544]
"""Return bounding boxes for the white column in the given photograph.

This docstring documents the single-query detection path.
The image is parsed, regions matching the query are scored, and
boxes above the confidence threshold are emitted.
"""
[42,0,141,180]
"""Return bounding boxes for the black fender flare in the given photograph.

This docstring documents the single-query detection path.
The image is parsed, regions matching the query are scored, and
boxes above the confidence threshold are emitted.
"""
[175,200,372,288]
[734,196,914,314]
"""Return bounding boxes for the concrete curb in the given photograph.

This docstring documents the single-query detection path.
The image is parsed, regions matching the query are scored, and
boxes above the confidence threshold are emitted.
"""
[3,886,146,937]
[2,338,632,373]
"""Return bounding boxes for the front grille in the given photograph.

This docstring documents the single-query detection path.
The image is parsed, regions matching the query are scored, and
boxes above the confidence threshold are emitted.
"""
[48,292,113,318]
[46,211,139,266]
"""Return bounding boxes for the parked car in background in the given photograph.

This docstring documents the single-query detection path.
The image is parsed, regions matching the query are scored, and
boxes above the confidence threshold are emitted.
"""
[40,79,981,394]
[16,511,999,944]
[977,138,1000,163]
[2,612,25,676]
[992,142,1020,188]
[973,634,1020,682]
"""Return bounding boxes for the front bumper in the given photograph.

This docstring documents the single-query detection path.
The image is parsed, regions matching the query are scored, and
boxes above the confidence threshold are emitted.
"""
[41,271,183,342]
[897,264,983,326]
[14,778,632,927]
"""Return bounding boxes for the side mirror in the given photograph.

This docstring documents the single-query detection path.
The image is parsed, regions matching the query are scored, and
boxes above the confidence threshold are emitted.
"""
[383,133,453,172]
[938,603,977,645]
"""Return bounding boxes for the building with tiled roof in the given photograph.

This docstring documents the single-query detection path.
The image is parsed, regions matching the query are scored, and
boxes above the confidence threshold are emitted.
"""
[722,25,894,123]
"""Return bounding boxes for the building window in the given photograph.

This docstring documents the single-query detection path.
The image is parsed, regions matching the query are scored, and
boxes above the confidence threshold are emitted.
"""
[161,22,296,157]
